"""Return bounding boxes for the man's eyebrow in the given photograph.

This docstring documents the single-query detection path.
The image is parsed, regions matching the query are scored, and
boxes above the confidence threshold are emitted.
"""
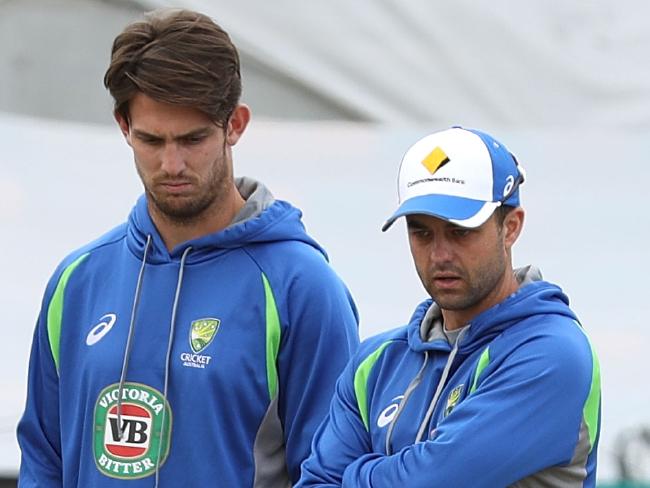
[406,219,427,230]
[446,222,464,230]
[131,127,215,140]
[131,129,162,139]
[176,127,213,139]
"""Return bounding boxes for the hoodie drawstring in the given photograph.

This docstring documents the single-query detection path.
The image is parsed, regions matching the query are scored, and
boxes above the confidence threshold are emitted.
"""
[415,327,468,442]
[385,351,430,455]
[114,235,192,487]
[384,327,469,453]
[154,245,192,488]
[116,234,151,440]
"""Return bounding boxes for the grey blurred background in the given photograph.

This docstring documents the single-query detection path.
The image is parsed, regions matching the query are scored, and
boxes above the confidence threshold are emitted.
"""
[1,0,649,486]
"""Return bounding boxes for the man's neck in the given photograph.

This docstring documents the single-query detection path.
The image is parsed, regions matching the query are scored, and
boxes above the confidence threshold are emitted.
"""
[150,186,246,251]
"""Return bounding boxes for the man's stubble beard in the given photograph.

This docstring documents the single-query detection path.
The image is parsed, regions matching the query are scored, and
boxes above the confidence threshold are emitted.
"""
[426,236,507,312]
[143,145,232,227]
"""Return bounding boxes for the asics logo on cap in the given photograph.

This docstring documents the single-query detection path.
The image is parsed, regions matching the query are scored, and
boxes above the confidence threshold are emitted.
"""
[503,175,516,198]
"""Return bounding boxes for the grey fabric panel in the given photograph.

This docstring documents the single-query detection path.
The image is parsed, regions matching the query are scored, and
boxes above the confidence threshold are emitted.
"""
[443,323,468,345]
[253,395,291,488]
[422,304,468,344]
[514,265,543,287]
[421,303,445,342]
[231,176,275,225]
[509,418,590,487]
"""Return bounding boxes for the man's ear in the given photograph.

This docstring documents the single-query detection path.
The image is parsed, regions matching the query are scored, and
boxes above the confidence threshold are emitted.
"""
[114,111,132,145]
[225,104,251,146]
[503,207,525,249]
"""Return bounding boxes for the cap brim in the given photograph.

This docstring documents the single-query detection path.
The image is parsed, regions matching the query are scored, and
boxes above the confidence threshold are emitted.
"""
[382,194,499,231]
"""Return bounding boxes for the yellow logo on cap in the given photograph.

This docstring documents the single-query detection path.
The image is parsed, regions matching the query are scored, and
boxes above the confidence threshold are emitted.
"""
[421,147,450,174]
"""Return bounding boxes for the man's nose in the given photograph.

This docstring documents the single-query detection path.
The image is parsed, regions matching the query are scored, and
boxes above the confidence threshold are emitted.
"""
[429,235,454,263]
[160,143,186,174]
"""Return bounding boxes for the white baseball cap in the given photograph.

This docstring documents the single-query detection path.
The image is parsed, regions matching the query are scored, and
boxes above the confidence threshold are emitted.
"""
[382,127,525,231]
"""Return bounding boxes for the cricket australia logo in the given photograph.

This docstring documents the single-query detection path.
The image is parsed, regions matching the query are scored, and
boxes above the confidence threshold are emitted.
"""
[190,318,220,352]
[179,318,220,369]
[93,382,172,479]
[444,384,464,417]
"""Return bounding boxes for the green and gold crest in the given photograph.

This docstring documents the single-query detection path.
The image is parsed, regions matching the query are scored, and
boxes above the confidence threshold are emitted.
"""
[190,318,220,353]
[444,384,464,417]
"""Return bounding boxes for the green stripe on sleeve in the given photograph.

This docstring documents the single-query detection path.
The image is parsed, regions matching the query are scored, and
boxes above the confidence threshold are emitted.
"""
[354,341,392,431]
[574,321,601,451]
[46,253,89,374]
[584,348,601,451]
[262,273,281,400]
[469,346,490,394]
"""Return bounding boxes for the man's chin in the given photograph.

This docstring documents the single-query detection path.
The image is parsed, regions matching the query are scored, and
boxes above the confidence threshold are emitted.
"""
[429,291,471,311]
[151,198,207,222]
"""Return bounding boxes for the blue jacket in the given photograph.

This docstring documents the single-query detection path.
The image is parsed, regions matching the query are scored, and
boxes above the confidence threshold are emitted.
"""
[18,191,359,487]
[298,276,601,487]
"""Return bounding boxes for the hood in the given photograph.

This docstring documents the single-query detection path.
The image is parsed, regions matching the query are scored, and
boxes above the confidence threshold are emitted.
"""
[407,266,577,354]
[126,178,326,265]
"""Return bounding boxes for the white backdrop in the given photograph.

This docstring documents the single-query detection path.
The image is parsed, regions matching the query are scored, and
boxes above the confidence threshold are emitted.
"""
[157,0,650,127]
[3,0,650,127]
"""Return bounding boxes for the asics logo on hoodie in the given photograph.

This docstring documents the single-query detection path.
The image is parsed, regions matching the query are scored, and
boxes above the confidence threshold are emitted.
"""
[86,313,117,346]
[377,396,404,428]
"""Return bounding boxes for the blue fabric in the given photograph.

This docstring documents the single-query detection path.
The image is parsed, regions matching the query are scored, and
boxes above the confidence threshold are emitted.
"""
[17,195,359,487]
[298,281,600,487]
[464,127,522,206]
[383,194,487,230]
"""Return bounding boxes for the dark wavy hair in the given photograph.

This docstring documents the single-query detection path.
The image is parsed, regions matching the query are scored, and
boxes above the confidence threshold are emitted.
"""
[104,9,241,127]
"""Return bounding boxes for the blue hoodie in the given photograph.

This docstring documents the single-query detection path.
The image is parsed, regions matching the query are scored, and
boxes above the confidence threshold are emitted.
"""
[298,269,601,487]
[18,181,359,487]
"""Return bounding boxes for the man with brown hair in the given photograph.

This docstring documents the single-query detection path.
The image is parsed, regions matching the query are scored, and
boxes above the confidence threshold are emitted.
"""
[17,9,359,487]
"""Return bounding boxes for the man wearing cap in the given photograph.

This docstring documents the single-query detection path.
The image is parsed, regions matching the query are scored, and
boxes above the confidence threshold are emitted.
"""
[297,127,601,487]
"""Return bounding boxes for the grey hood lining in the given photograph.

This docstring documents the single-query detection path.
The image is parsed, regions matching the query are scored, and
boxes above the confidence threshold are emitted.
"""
[231,176,275,226]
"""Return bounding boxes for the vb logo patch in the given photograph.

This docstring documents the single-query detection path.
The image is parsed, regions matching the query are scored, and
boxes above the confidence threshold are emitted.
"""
[444,384,464,417]
[93,382,172,479]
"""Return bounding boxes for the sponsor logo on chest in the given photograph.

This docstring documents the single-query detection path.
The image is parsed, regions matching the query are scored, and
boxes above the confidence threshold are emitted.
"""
[93,382,172,479]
